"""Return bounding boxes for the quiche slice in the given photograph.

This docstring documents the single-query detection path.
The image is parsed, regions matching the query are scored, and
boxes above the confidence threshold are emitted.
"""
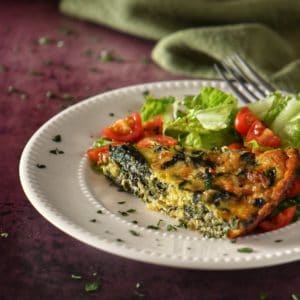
[98,144,299,238]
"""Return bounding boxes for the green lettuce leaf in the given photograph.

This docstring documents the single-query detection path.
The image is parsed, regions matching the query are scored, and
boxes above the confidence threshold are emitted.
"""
[182,130,237,149]
[282,113,300,148]
[164,87,238,149]
[250,91,300,148]
[93,137,111,148]
[140,95,175,122]
[262,92,292,125]
[184,86,236,109]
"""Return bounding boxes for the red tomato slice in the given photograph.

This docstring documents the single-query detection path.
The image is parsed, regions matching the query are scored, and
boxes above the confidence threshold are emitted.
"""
[286,179,300,198]
[101,112,143,142]
[143,115,163,137]
[136,135,177,148]
[87,145,109,163]
[234,107,259,136]
[246,120,281,148]
[228,143,244,150]
[259,206,297,232]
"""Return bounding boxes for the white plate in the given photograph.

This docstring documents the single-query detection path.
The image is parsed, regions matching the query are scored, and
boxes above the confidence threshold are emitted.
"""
[19,80,300,270]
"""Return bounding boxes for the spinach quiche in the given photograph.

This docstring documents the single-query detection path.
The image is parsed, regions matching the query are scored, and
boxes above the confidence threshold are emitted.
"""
[95,143,299,238]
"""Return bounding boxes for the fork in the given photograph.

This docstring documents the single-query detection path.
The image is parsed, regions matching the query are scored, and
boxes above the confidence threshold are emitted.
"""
[214,53,276,103]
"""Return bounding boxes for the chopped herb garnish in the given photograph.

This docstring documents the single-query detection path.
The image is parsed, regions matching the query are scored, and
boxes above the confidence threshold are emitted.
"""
[46,91,57,99]
[147,225,160,230]
[132,220,138,224]
[156,219,163,227]
[84,281,99,292]
[133,290,145,298]
[133,282,145,298]
[38,36,53,45]
[109,112,115,117]
[117,201,126,204]
[36,164,46,169]
[58,26,77,36]
[274,239,283,243]
[230,239,237,244]
[142,90,150,96]
[52,135,62,142]
[61,93,75,101]
[167,224,177,231]
[97,210,103,214]
[98,50,114,62]
[71,274,82,280]
[0,232,8,238]
[90,219,96,223]
[127,209,136,213]
[237,247,254,253]
[204,178,212,190]
[7,85,21,94]
[118,211,128,216]
[49,148,64,155]
[129,230,140,236]
[177,219,187,229]
[98,50,122,62]
[116,238,124,243]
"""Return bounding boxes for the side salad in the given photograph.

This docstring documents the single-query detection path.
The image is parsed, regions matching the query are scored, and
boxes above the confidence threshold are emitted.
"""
[87,86,300,233]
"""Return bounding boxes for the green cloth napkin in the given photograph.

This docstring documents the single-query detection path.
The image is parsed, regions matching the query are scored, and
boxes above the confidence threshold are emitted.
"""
[60,0,300,92]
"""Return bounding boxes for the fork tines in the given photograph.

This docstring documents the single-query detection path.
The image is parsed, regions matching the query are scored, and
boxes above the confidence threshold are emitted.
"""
[214,53,276,103]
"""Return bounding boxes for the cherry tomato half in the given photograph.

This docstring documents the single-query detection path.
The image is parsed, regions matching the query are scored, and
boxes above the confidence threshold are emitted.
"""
[143,115,163,137]
[246,120,281,148]
[136,135,177,148]
[234,107,258,136]
[259,206,297,232]
[101,112,143,142]
[87,145,109,163]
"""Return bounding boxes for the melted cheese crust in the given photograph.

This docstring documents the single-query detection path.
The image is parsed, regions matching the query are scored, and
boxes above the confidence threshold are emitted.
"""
[139,146,299,238]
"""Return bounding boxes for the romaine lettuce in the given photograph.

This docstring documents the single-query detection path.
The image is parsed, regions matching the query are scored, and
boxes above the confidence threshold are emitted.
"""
[159,86,238,149]
[250,91,300,148]
[140,95,175,122]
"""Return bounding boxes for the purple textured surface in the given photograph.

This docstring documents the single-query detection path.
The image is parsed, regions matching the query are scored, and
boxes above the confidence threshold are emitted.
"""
[1,1,300,300]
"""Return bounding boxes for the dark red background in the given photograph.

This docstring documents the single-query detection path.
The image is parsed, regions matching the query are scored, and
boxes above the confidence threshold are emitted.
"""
[1,1,300,299]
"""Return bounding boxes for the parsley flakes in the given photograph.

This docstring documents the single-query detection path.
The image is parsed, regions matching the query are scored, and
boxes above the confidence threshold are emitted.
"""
[71,274,82,280]
[85,281,99,292]
[52,134,62,142]
[36,164,46,169]
[49,148,64,155]
[237,247,254,253]
[147,225,160,230]
[129,230,140,237]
